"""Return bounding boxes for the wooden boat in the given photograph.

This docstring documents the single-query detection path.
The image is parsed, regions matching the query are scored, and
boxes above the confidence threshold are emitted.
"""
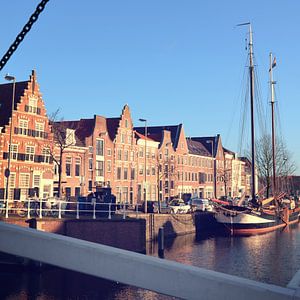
[214,23,300,235]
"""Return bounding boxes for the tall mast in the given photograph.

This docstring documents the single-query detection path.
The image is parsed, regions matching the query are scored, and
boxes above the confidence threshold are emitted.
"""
[269,52,276,195]
[249,24,257,204]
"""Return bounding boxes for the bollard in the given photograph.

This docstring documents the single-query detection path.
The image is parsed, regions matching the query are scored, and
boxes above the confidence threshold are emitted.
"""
[76,202,79,219]
[108,203,111,220]
[27,198,31,219]
[123,202,126,220]
[39,198,42,218]
[158,227,164,258]
[58,201,62,219]
[93,201,96,219]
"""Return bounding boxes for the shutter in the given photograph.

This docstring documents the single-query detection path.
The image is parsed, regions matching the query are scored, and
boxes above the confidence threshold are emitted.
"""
[3,152,8,159]
[14,188,21,200]
[0,188,4,200]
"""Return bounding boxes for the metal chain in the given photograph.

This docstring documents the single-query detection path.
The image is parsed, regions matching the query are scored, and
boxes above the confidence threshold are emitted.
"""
[0,0,50,71]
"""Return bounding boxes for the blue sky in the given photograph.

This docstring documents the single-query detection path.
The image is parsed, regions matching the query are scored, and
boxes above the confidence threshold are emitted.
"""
[1,1,300,173]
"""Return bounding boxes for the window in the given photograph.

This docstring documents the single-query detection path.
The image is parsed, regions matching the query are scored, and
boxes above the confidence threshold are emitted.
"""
[19,119,28,135]
[88,180,93,192]
[139,148,144,158]
[66,157,72,176]
[25,146,35,161]
[170,181,174,189]
[124,150,129,161]
[42,147,50,163]
[89,158,93,170]
[65,187,71,198]
[152,150,156,159]
[89,146,93,153]
[117,149,122,160]
[131,168,135,180]
[164,148,168,158]
[10,144,18,160]
[130,151,134,161]
[75,187,81,197]
[121,133,125,143]
[96,161,104,176]
[20,173,30,200]
[20,173,30,187]
[107,148,111,156]
[107,160,111,172]
[146,166,150,176]
[96,139,104,156]
[139,165,144,175]
[152,167,156,175]
[117,167,122,180]
[75,158,81,176]
[125,119,128,128]
[35,122,44,138]
[124,167,128,180]
[33,175,40,188]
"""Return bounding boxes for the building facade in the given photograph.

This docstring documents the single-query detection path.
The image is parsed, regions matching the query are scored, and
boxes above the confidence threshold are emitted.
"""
[0,71,54,201]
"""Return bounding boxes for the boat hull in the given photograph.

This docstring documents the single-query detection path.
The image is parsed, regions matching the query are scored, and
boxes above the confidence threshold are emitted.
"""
[215,207,300,236]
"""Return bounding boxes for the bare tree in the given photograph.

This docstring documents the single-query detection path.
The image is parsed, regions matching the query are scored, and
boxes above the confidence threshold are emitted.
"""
[255,134,296,197]
[48,110,76,197]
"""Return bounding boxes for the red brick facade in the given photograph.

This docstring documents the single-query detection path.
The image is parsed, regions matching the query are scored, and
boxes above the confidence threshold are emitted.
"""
[0,71,54,200]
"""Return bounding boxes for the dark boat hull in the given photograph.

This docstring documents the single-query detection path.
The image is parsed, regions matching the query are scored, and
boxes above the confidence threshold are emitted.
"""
[215,207,300,236]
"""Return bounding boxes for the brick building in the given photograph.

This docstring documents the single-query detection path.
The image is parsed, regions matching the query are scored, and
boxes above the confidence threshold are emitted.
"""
[0,71,54,200]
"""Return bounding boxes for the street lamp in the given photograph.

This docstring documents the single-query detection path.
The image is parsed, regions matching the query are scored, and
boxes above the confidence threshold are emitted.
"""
[206,139,215,199]
[4,74,16,218]
[181,153,188,199]
[139,118,147,213]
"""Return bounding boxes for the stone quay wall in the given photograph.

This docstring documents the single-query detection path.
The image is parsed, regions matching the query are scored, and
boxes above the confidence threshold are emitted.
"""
[136,213,196,241]
[1,217,146,253]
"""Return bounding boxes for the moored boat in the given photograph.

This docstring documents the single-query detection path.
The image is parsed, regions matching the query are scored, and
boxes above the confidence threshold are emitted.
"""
[214,23,299,235]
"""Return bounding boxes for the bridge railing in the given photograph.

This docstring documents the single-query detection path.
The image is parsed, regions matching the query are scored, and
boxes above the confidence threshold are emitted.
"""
[0,198,143,220]
[0,222,300,300]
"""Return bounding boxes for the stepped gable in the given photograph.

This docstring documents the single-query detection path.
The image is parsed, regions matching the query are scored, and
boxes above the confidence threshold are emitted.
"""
[134,124,183,148]
[0,81,29,127]
[186,139,211,156]
[106,117,121,141]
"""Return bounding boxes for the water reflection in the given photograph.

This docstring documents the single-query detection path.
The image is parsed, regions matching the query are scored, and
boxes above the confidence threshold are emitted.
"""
[1,223,300,299]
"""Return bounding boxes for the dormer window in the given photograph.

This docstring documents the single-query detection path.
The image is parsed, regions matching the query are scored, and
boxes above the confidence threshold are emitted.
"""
[66,128,76,146]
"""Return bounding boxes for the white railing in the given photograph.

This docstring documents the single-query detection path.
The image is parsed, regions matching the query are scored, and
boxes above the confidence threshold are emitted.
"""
[0,198,143,220]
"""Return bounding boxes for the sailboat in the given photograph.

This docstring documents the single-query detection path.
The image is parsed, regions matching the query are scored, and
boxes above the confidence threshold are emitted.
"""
[214,23,300,235]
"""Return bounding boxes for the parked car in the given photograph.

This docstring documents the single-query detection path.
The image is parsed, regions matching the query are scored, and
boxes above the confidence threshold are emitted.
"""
[153,201,171,214]
[169,199,191,214]
[189,198,213,212]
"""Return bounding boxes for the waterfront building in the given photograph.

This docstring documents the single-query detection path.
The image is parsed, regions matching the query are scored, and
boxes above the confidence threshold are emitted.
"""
[0,71,54,200]
[0,71,253,204]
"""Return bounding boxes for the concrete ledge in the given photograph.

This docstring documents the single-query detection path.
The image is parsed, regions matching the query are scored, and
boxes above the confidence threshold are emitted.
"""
[0,222,299,300]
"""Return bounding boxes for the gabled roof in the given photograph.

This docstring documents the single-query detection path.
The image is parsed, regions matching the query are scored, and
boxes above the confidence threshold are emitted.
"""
[0,81,29,127]
[134,124,183,148]
[190,136,218,157]
[106,117,120,141]
[52,121,86,147]
[186,139,211,157]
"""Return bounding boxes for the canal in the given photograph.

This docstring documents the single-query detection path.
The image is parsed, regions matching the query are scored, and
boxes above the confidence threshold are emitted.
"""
[1,223,300,299]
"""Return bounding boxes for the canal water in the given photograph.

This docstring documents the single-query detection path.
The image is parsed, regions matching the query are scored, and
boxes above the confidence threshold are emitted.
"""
[1,223,300,299]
